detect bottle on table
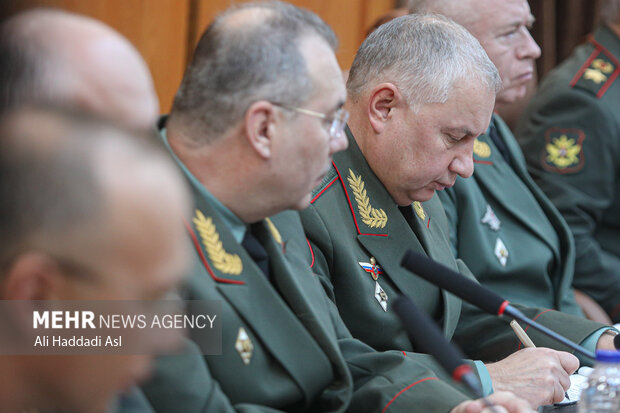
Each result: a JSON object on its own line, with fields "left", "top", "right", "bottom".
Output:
{"left": 578, "top": 350, "right": 620, "bottom": 412}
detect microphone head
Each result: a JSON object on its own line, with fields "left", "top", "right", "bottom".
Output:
{"left": 400, "top": 250, "right": 507, "bottom": 315}
{"left": 614, "top": 333, "right": 620, "bottom": 350}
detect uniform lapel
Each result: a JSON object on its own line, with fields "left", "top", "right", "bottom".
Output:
{"left": 333, "top": 130, "right": 461, "bottom": 337}
{"left": 473, "top": 117, "right": 558, "bottom": 251}
{"left": 189, "top": 194, "right": 333, "bottom": 407}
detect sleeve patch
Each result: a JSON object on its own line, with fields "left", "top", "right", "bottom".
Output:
{"left": 540, "top": 128, "right": 585, "bottom": 174}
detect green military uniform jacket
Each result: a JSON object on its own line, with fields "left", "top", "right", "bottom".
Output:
{"left": 299, "top": 128, "right": 603, "bottom": 365}
{"left": 437, "top": 114, "right": 582, "bottom": 316}
{"left": 516, "top": 25, "right": 620, "bottom": 321}
{"left": 140, "top": 127, "right": 480, "bottom": 412}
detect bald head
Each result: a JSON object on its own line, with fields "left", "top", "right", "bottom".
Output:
{"left": 0, "top": 107, "right": 188, "bottom": 275}
{"left": 0, "top": 9, "right": 158, "bottom": 130}
{"left": 169, "top": 0, "right": 337, "bottom": 144}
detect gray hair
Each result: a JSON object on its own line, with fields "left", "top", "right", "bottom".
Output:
{"left": 600, "top": 0, "right": 620, "bottom": 26}
{"left": 169, "top": 1, "right": 338, "bottom": 144}
{"left": 347, "top": 13, "right": 500, "bottom": 110}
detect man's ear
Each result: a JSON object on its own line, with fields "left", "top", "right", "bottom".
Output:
{"left": 244, "top": 101, "right": 277, "bottom": 159}
{"left": 368, "top": 83, "right": 403, "bottom": 134}
{"left": 2, "top": 253, "right": 58, "bottom": 300}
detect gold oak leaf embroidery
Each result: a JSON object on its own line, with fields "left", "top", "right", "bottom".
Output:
{"left": 546, "top": 135, "right": 581, "bottom": 169}
{"left": 584, "top": 68, "right": 607, "bottom": 84}
{"left": 193, "top": 210, "right": 243, "bottom": 275}
{"left": 347, "top": 169, "right": 387, "bottom": 229}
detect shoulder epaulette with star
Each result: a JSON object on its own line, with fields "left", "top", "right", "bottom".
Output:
{"left": 570, "top": 38, "right": 620, "bottom": 99}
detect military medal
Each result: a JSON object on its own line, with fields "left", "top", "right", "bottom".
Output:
{"left": 494, "top": 238, "right": 509, "bottom": 267}
{"left": 235, "top": 327, "right": 253, "bottom": 365}
{"left": 359, "top": 257, "right": 388, "bottom": 311}
{"left": 481, "top": 204, "right": 501, "bottom": 231}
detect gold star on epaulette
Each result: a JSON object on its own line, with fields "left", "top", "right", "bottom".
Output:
{"left": 592, "top": 58, "right": 614, "bottom": 74}
{"left": 583, "top": 68, "right": 607, "bottom": 84}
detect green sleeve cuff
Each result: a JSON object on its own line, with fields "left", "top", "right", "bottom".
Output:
{"left": 579, "top": 327, "right": 619, "bottom": 365}
{"left": 473, "top": 360, "right": 493, "bottom": 396}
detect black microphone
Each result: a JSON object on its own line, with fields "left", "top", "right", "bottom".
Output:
{"left": 393, "top": 295, "right": 484, "bottom": 398}
{"left": 614, "top": 333, "right": 620, "bottom": 350}
{"left": 400, "top": 249, "right": 595, "bottom": 360}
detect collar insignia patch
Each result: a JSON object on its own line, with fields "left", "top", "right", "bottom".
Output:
{"left": 265, "top": 217, "right": 282, "bottom": 244}
{"left": 474, "top": 138, "right": 491, "bottom": 158}
{"left": 235, "top": 327, "right": 253, "bottom": 365}
{"left": 347, "top": 168, "right": 387, "bottom": 229}
{"left": 193, "top": 209, "right": 243, "bottom": 275}
{"left": 413, "top": 201, "right": 426, "bottom": 221}
{"left": 481, "top": 204, "right": 501, "bottom": 231}
{"left": 494, "top": 238, "right": 509, "bottom": 267}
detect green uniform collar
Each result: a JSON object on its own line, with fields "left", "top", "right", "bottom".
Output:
{"left": 160, "top": 128, "right": 246, "bottom": 243}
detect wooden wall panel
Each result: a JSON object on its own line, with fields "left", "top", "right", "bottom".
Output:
{"left": 2, "top": 0, "right": 189, "bottom": 112}
{"left": 191, "top": 0, "right": 394, "bottom": 70}
{"left": 3, "top": 0, "right": 396, "bottom": 112}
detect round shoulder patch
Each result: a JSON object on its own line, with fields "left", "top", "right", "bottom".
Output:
{"left": 540, "top": 128, "right": 585, "bottom": 174}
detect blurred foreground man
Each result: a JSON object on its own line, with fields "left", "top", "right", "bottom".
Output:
{"left": 140, "top": 2, "right": 532, "bottom": 412}
{"left": 0, "top": 107, "right": 191, "bottom": 413}
{"left": 0, "top": 8, "right": 159, "bottom": 129}
{"left": 517, "top": 0, "right": 620, "bottom": 322}
{"left": 298, "top": 12, "right": 612, "bottom": 408}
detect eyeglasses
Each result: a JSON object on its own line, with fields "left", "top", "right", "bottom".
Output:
{"left": 272, "top": 103, "right": 349, "bottom": 140}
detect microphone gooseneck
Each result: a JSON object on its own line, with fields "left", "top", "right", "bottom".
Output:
{"left": 400, "top": 249, "right": 595, "bottom": 360}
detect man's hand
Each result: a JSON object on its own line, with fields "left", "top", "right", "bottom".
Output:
{"left": 595, "top": 329, "right": 618, "bottom": 350}
{"left": 486, "top": 348, "right": 579, "bottom": 408}
{"left": 450, "top": 391, "right": 535, "bottom": 413}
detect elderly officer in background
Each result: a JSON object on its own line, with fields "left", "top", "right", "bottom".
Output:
{"left": 0, "top": 8, "right": 159, "bottom": 130}
{"left": 517, "top": 0, "right": 620, "bottom": 322}
{"left": 139, "top": 2, "right": 533, "bottom": 412}
{"left": 0, "top": 107, "right": 191, "bottom": 413}
{"left": 298, "top": 12, "right": 614, "bottom": 408}
{"left": 407, "top": 0, "right": 612, "bottom": 323}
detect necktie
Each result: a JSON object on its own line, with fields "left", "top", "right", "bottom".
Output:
{"left": 398, "top": 204, "right": 416, "bottom": 229}
{"left": 241, "top": 223, "right": 271, "bottom": 280}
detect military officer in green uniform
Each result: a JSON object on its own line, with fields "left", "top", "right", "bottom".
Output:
{"left": 298, "top": 12, "right": 617, "bottom": 409}
{"left": 138, "top": 3, "right": 532, "bottom": 412}
{"left": 407, "top": 0, "right": 584, "bottom": 317}
{"left": 516, "top": 0, "right": 620, "bottom": 322}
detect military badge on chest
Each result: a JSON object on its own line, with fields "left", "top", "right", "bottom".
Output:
{"left": 494, "top": 238, "right": 509, "bottom": 267}
{"left": 358, "top": 257, "right": 388, "bottom": 311}
{"left": 481, "top": 204, "right": 501, "bottom": 231}
{"left": 235, "top": 327, "right": 253, "bottom": 365}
